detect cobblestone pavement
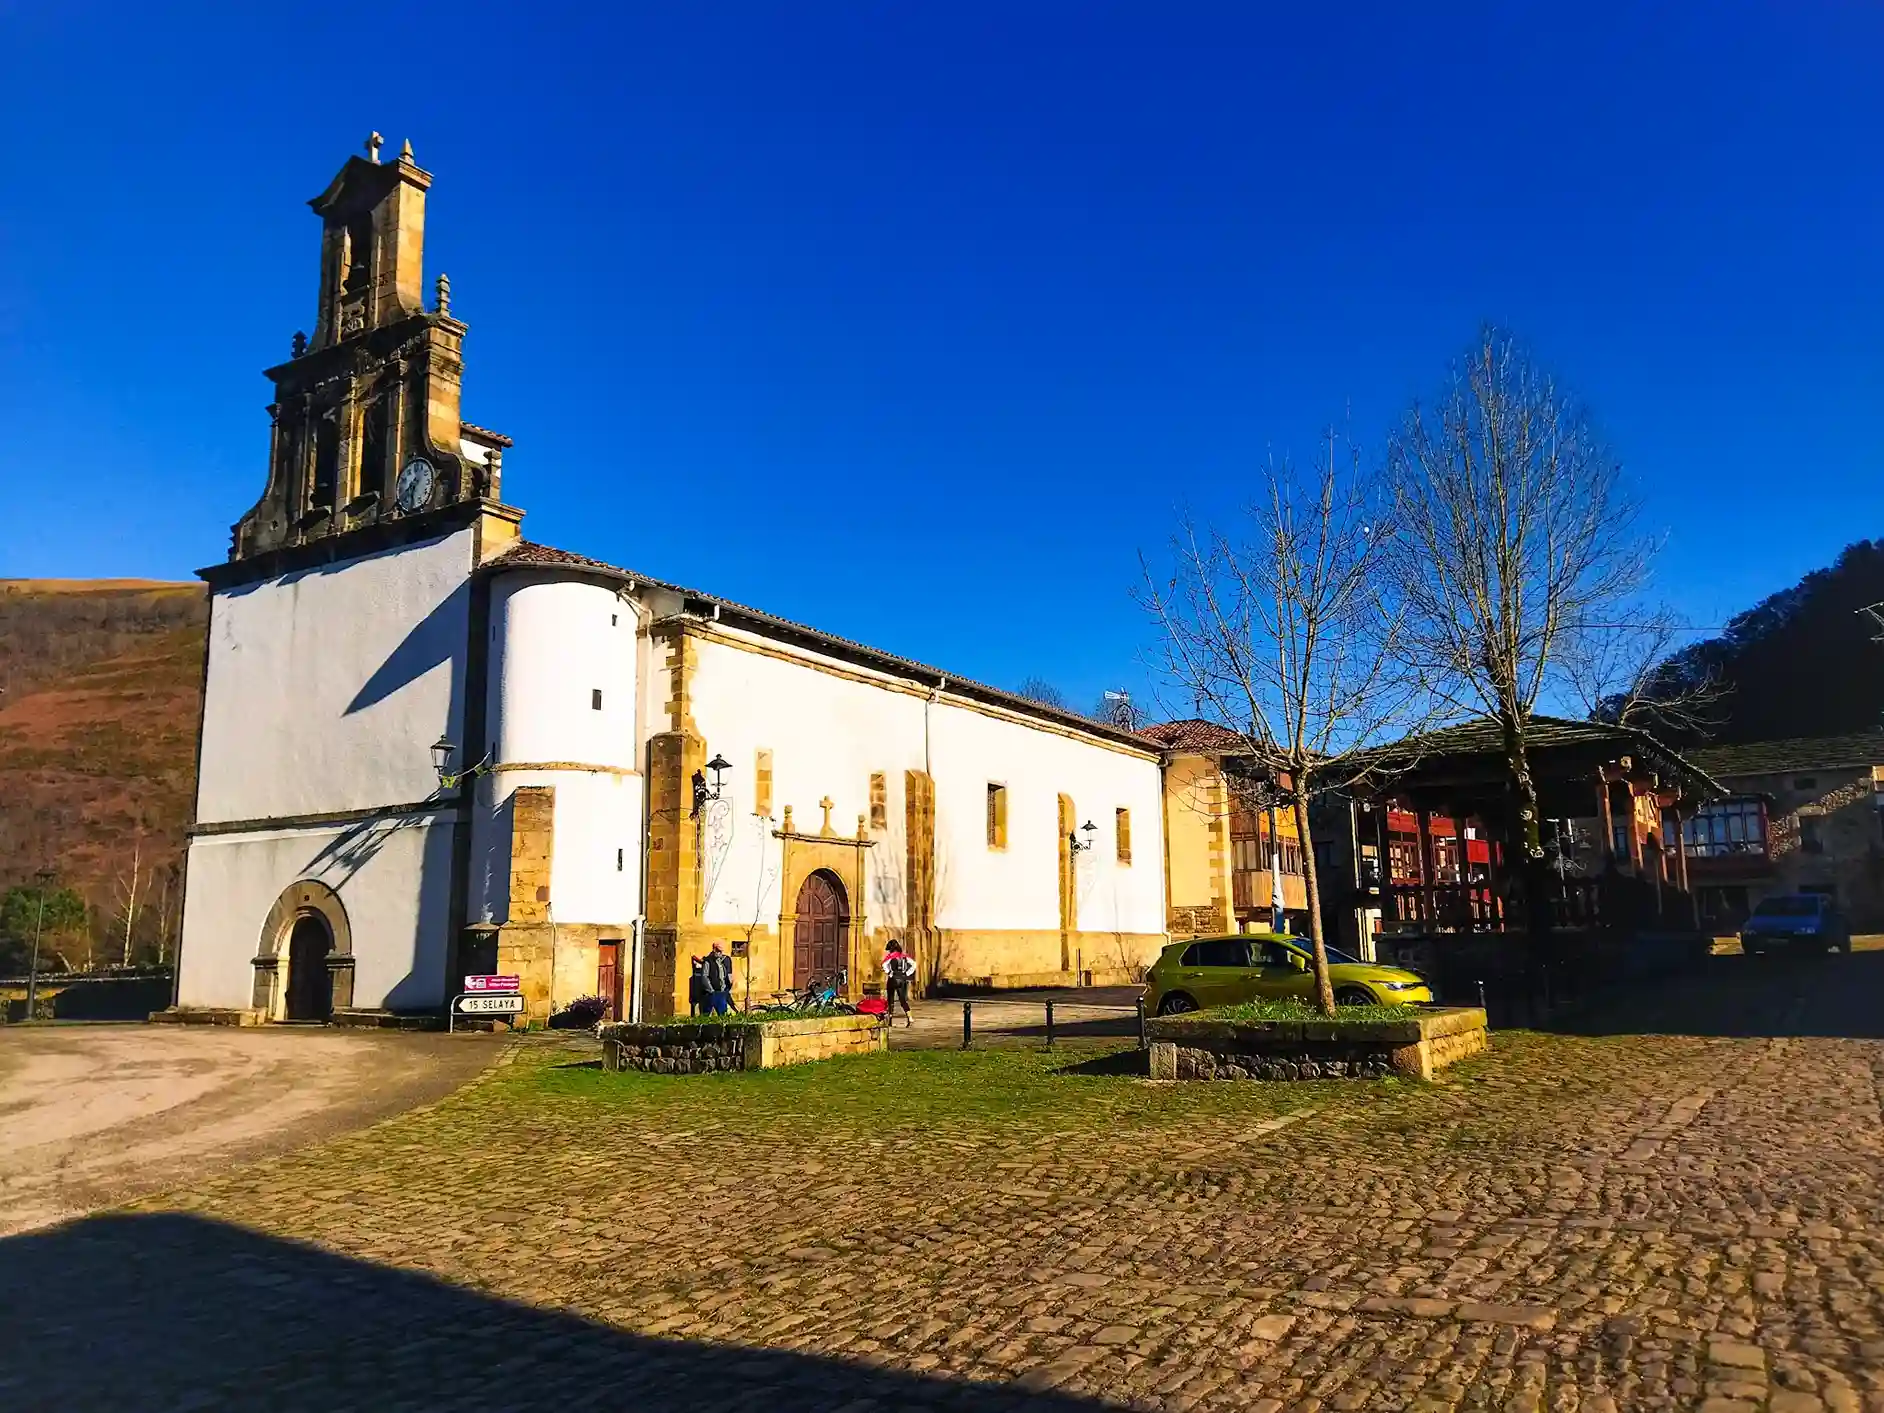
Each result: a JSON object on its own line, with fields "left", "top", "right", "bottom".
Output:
{"left": 4, "top": 954, "right": 1883, "bottom": 1411}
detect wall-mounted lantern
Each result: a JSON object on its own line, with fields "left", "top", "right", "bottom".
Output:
{"left": 692, "top": 753, "right": 732, "bottom": 817}
{"left": 431, "top": 735, "right": 492, "bottom": 791}
{"left": 1069, "top": 819, "right": 1098, "bottom": 854}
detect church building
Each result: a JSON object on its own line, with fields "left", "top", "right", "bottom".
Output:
{"left": 174, "top": 141, "right": 1294, "bottom": 1025}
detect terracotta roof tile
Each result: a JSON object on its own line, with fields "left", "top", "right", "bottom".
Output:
{"left": 1139, "top": 719, "right": 1251, "bottom": 752}
{"left": 459, "top": 420, "right": 513, "bottom": 448}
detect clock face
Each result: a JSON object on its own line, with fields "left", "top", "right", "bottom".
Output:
{"left": 395, "top": 458, "right": 436, "bottom": 513}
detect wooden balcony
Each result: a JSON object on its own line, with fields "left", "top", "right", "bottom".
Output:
{"left": 1384, "top": 874, "right": 1691, "bottom": 935}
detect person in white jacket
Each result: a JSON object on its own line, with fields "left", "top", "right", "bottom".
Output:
{"left": 881, "top": 941, "right": 916, "bottom": 1027}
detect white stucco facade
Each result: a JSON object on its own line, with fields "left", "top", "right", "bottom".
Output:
{"left": 469, "top": 572, "right": 644, "bottom": 929}
{"left": 180, "top": 528, "right": 476, "bottom": 1015}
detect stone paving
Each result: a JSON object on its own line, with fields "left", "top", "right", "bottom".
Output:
{"left": 3, "top": 953, "right": 1883, "bottom": 1411}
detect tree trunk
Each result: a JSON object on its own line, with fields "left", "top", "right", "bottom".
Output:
{"left": 1292, "top": 790, "right": 1337, "bottom": 1015}
{"left": 1500, "top": 715, "right": 1553, "bottom": 948}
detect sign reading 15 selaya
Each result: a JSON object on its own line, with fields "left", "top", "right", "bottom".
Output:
{"left": 456, "top": 993, "right": 525, "bottom": 1015}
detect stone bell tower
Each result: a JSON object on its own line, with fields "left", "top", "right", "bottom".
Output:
{"left": 230, "top": 134, "right": 507, "bottom": 561}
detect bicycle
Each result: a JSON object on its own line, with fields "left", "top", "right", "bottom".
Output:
{"left": 756, "top": 969, "right": 855, "bottom": 1014}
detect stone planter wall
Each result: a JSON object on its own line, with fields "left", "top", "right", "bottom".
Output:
{"left": 1146, "top": 1006, "right": 1488, "bottom": 1083}
{"left": 596, "top": 1012, "right": 887, "bottom": 1074}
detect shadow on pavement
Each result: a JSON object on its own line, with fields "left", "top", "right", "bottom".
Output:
{"left": 1537, "top": 950, "right": 1884, "bottom": 1041}
{"left": 1052, "top": 1049, "right": 1148, "bottom": 1077}
{"left": 0, "top": 1212, "right": 1123, "bottom": 1411}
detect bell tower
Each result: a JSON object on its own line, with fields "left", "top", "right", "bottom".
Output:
{"left": 230, "top": 135, "right": 509, "bottom": 561}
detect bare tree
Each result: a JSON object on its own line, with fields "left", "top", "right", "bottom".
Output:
{"left": 114, "top": 833, "right": 144, "bottom": 968}
{"left": 1015, "top": 677, "right": 1072, "bottom": 711}
{"left": 1386, "top": 328, "right": 1674, "bottom": 940}
{"left": 1563, "top": 608, "right": 1726, "bottom": 740}
{"left": 1140, "top": 430, "right": 1429, "bottom": 1013}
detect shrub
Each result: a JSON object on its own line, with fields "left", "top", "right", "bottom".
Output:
{"left": 552, "top": 994, "right": 610, "bottom": 1029}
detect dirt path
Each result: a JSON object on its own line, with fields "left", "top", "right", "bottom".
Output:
{"left": 0, "top": 1025, "right": 502, "bottom": 1237}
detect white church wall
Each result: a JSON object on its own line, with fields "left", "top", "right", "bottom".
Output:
{"left": 195, "top": 528, "right": 475, "bottom": 824}
{"left": 928, "top": 695, "right": 1167, "bottom": 976}
{"left": 684, "top": 626, "right": 1166, "bottom": 981}
{"left": 688, "top": 631, "right": 926, "bottom": 932}
{"left": 471, "top": 573, "right": 643, "bottom": 926}
{"left": 177, "top": 810, "right": 456, "bottom": 1011}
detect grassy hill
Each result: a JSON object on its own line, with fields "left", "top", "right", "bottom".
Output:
{"left": 0, "top": 579, "right": 206, "bottom": 966}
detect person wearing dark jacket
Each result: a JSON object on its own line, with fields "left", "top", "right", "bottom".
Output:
{"left": 687, "top": 956, "right": 706, "bottom": 1016}
{"left": 702, "top": 941, "right": 735, "bottom": 1016}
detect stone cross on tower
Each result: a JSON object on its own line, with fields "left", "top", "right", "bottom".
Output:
{"left": 365, "top": 131, "right": 383, "bottom": 163}
{"left": 819, "top": 797, "right": 835, "bottom": 835}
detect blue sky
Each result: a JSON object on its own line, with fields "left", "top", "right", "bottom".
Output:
{"left": 2, "top": 3, "right": 1879, "bottom": 711}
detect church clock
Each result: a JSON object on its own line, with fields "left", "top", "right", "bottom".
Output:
{"left": 395, "top": 456, "right": 437, "bottom": 513}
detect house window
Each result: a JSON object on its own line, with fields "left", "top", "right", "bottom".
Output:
{"left": 1682, "top": 798, "right": 1768, "bottom": 858}
{"left": 755, "top": 749, "right": 773, "bottom": 817}
{"left": 870, "top": 772, "right": 888, "bottom": 831}
{"left": 1115, "top": 807, "right": 1132, "bottom": 864}
{"left": 1794, "top": 776, "right": 1818, "bottom": 791}
{"left": 616, "top": 847, "right": 624, "bottom": 872}
{"left": 1801, "top": 816, "right": 1824, "bottom": 854}
{"left": 986, "top": 783, "right": 1008, "bottom": 850}
{"left": 591, "top": 689, "right": 603, "bottom": 710}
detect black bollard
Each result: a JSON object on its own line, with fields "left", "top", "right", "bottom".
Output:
{"left": 1136, "top": 995, "right": 1148, "bottom": 1049}
{"left": 1045, "top": 999, "right": 1055, "bottom": 1050}
{"left": 962, "top": 1000, "right": 973, "bottom": 1050}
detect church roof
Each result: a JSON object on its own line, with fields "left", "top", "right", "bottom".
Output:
{"left": 1138, "top": 719, "right": 1251, "bottom": 753}
{"left": 481, "top": 540, "right": 1163, "bottom": 753}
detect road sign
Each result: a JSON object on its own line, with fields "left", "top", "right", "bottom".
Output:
{"left": 464, "top": 974, "right": 520, "bottom": 993}
{"left": 456, "top": 993, "right": 526, "bottom": 1015}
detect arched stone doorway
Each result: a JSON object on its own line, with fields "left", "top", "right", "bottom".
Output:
{"left": 252, "top": 879, "right": 354, "bottom": 1021}
{"left": 793, "top": 869, "right": 849, "bottom": 988}
{"left": 285, "top": 915, "right": 335, "bottom": 1021}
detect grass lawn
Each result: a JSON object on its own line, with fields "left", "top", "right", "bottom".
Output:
{"left": 519, "top": 1042, "right": 1388, "bottom": 1139}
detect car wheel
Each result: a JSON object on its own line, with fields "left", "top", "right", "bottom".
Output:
{"left": 1156, "top": 993, "right": 1197, "bottom": 1016}
{"left": 1334, "top": 986, "right": 1374, "bottom": 1007}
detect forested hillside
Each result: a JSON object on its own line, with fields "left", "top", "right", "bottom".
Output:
{"left": 1644, "top": 540, "right": 1884, "bottom": 744}
{"left": 0, "top": 579, "right": 206, "bottom": 968}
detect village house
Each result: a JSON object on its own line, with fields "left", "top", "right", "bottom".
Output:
{"left": 173, "top": 141, "right": 1257, "bottom": 1027}
{"left": 1311, "top": 717, "right": 1725, "bottom": 955}
{"left": 1681, "top": 732, "right": 1884, "bottom": 931}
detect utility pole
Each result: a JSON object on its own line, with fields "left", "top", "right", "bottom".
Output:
{"left": 26, "top": 866, "right": 55, "bottom": 1023}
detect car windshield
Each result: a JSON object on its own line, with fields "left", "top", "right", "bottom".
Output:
{"left": 1753, "top": 897, "right": 1820, "bottom": 918}
{"left": 1285, "top": 937, "right": 1361, "bottom": 966}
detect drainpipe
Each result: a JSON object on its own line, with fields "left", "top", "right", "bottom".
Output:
{"left": 620, "top": 583, "right": 656, "bottom": 1022}
{"left": 925, "top": 676, "right": 947, "bottom": 778}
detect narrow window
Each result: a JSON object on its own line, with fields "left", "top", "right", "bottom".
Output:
{"left": 611, "top": 613, "right": 618, "bottom": 627}
{"left": 591, "top": 689, "right": 603, "bottom": 710}
{"left": 870, "top": 772, "right": 888, "bottom": 831}
{"left": 755, "top": 749, "right": 774, "bottom": 817}
{"left": 1115, "top": 807, "right": 1132, "bottom": 864}
{"left": 616, "top": 847, "right": 624, "bottom": 872}
{"left": 987, "top": 783, "right": 1008, "bottom": 850}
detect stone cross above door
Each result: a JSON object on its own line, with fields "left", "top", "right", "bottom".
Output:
{"left": 819, "top": 796, "right": 835, "bottom": 835}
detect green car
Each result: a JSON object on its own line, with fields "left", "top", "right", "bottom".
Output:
{"left": 1143, "top": 933, "right": 1433, "bottom": 1014}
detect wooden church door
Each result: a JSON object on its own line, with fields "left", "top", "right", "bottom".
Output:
{"left": 793, "top": 870, "right": 848, "bottom": 988}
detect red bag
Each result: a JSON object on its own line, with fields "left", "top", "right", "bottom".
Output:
{"left": 856, "top": 997, "right": 888, "bottom": 1016}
